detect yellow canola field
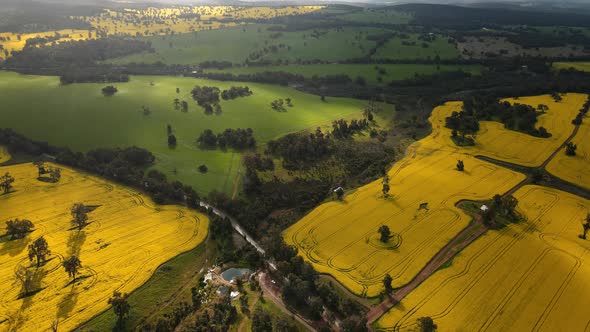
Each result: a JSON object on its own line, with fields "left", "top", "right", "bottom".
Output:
{"left": 376, "top": 185, "right": 590, "bottom": 332}
{"left": 0, "top": 163, "right": 208, "bottom": 331}
{"left": 432, "top": 94, "right": 585, "bottom": 167}
{"left": 284, "top": 103, "right": 526, "bottom": 297}
{"left": 76, "top": 6, "right": 323, "bottom": 37}
{"left": 0, "top": 30, "right": 97, "bottom": 58}
{"left": 546, "top": 119, "right": 590, "bottom": 190}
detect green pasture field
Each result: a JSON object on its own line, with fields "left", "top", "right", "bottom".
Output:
{"left": 204, "top": 63, "right": 483, "bottom": 85}
{"left": 107, "top": 24, "right": 386, "bottom": 65}
{"left": 0, "top": 71, "right": 371, "bottom": 195}
{"left": 373, "top": 33, "right": 460, "bottom": 60}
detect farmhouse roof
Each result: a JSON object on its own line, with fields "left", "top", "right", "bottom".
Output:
{"left": 480, "top": 204, "right": 489, "bottom": 211}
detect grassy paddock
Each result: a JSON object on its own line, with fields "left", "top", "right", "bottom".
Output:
{"left": 0, "top": 71, "right": 368, "bottom": 194}
{"left": 205, "top": 63, "right": 483, "bottom": 85}
{"left": 108, "top": 25, "right": 387, "bottom": 65}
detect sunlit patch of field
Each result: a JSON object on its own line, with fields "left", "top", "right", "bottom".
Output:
{"left": 0, "top": 163, "right": 208, "bottom": 331}
{"left": 553, "top": 62, "right": 590, "bottom": 72}
{"left": 432, "top": 94, "right": 586, "bottom": 167}
{"left": 375, "top": 185, "right": 590, "bottom": 331}
{"left": 0, "top": 30, "right": 97, "bottom": 58}
{"left": 546, "top": 116, "right": 590, "bottom": 189}
{"left": 74, "top": 6, "right": 323, "bottom": 37}
{"left": 283, "top": 103, "right": 526, "bottom": 297}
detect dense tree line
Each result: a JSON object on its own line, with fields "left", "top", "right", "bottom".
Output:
{"left": 197, "top": 128, "right": 256, "bottom": 150}
{"left": 0, "top": 129, "right": 200, "bottom": 206}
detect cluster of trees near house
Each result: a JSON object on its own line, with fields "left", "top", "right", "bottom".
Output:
{"left": 196, "top": 128, "right": 256, "bottom": 150}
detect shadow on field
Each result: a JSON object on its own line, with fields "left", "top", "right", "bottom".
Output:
{"left": 67, "top": 231, "right": 87, "bottom": 257}
{"left": 57, "top": 289, "right": 79, "bottom": 320}
{"left": 2, "top": 236, "right": 31, "bottom": 257}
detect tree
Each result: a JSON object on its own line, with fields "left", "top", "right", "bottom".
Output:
{"left": 566, "top": 142, "right": 577, "bottom": 156}
{"left": 63, "top": 256, "right": 82, "bottom": 281}
{"left": 49, "top": 167, "right": 61, "bottom": 182}
{"left": 537, "top": 104, "right": 548, "bottom": 112}
{"left": 173, "top": 98, "right": 180, "bottom": 110}
{"left": 378, "top": 225, "right": 391, "bottom": 243}
{"left": 456, "top": 160, "right": 464, "bottom": 171}
{"left": 5, "top": 219, "right": 34, "bottom": 239}
{"left": 71, "top": 203, "right": 89, "bottom": 230}
{"left": 15, "top": 264, "right": 34, "bottom": 296}
{"left": 102, "top": 85, "right": 118, "bottom": 96}
{"left": 252, "top": 307, "right": 273, "bottom": 332}
{"left": 33, "top": 160, "right": 45, "bottom": 177}
{"left": 198, "top": 164, "right": 208, "bottom": 173}
{"left": 176, "top": 87, "right": 180, "bottom": 93}
{"left": 28, "top": 236, "right": 51, "bottom": 268}
{"left": 181, "top": 100, "right": 189, "bottom": 112}
{"left": 501, "top": 195, "right": 518, "bottom": 217}
{"left": 417, "top": 316, "right": 437, "bottom": 332}
{"left": 168, "top": 134, "right": 177, "bottom": 147}
{"left": 0, "top": 172, "right": 15, "bottom": 194}
{"left": 108, "top": 291, "right": 131, "bottom": 326}
{"left": 382, "top": 174, "right": 390, "bottom": 197}
{"left": 382, "top": 273, "right": 393, "bottom": 294}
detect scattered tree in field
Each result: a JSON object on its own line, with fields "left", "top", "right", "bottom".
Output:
{"left": 5, "top": 219, "right": 34, "bottom": 239}
{"left": 0, "top": 172, "right": 15, "bottom": 194}
{"left": 417, "top": 316, "right": 437, "bottom": 332}
{"left": 108, "top": 291, "right": 131, "bottom": 327}
{"left": 537, "top": 104, "right": 548, "bottom": 112}
{"left": 33, "top": 161, "right": 45, "bottom": 177}
{"left": 382, "top": 174, "right": 390, "bottom": 197}
{"left": 383, "top": 273, "right": 393, "bottom": 294}
{"left": 580, "top": 213, "right": 590, "bottom": 239}
{"left": 176, "top": 87, "right": 180, "bottom": 94}
{"left": 270, "top": 99, "right": 285, "bottom": 111}
{"left": 173, "top": 98, "right": 180, "bottom": 110}
{"left": 71, "top": 203, "right": 89, "bottom": 230}
{"left": 378, "top": 225, "right": 392, "bottom": 243}
{"left": 101, "top": 85, "right": 118, "bottom": 96}
{"left": 181, "top": 100, "right": 189, "bottom": 112}
{"left": 285, "top": 98, "right": 293, "bottom": 107}
{"left": 198, "top": 164, "right": 208, "bottom": 173}
{"left": 566, "top": 142, "right": 577, "bottom": 156}
{"left": 252, "top": 307, "right": 273, "bottom": 331}
{"left": 63, "top": 256, "right": 82, "bottom": 281}
{"left": 15, "top": 264, "right": 34, "bottom": 296}
{"left": 167, "top": 124, "right": 173, "bottom": 136}
{"left": 49, "top": 167, "right": 61, "bottom": 182}
{"left": 28, "top": 236, "right": 51, "bottom": 268}
{"left": 455, "top": 160, "right": 465, "bottom": 172}
{"left": 168, "top": 134, "right": 177, "bottom": 147}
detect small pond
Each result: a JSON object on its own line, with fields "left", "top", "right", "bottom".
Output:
{"left": 221, "top": 268, "right": 251, "bottom": 282}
